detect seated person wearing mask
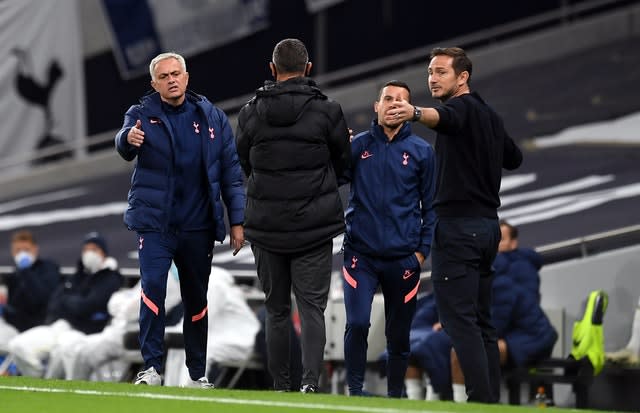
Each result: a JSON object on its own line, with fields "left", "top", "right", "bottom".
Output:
{"left": 7, "top": 232, "right": 122, "bottom": 377}
{"left": 0, "top": 230, "right": 60, "bottom": 353}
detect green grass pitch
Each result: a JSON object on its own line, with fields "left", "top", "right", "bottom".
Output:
{"left": 0, "top": 376, "right": 624, "bottom": 413}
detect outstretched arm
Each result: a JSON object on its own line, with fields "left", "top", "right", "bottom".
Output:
{"left": 388, "top": 99, "right": 440, "bottom": 128}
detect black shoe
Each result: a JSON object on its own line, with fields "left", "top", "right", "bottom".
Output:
{"left": 300, "top": 384, "right": 317, "bottom": 393}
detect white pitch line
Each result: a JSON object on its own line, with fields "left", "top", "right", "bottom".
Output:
{"left": 0, "top": 385, "right": 454, "bottom": 413}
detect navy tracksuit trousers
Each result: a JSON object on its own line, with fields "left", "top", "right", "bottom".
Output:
{"left": 137, "top": 230, "right": 214, "bottom": 380}
{"left": 342, "top": 246, "right": 421, "bottom": 397}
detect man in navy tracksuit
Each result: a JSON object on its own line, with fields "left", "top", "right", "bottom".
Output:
{"left": 393, "top": 47, "right": 523, "bottom": 403}
{"left": 343, "top": 80, "right": 436, "bottom": 397}
{"left": 115, "top": 52, "right": 245, "bottom": 387}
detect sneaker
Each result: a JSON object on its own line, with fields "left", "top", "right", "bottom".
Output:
{"left": 300, "top": 384, "right": 317, "bottom": 393}
{"left": 185, "top": 377, "right": 215, "bottom": 389}
{"left": 134, "top": 367, "right": 162, "bottom": 386}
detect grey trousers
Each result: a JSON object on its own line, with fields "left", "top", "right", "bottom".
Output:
{"left": 252, "top": 241, "right": 332, "bottom": 390}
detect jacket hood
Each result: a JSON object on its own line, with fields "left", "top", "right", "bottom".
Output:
{"left": 254, "top": 77, "right": 325, "bottom": 127}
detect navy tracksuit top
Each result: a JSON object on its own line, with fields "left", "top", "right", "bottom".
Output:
{"left": 345, "top": 120, "right": 436, "bottom": 259}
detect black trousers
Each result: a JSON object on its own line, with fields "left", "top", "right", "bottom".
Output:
{"left": 252, "top": 241, "right": 332, "bottom": 390}
{"left": 431, "top": 216, "right": 501, "bottom": 403}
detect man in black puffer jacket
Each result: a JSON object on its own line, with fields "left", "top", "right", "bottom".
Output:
{"left": 236, "top": 38, "right": 350, "bottom": 393}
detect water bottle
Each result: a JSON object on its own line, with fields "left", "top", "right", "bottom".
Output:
{"left": 533, "top": 386, "right": 551, "bottom": 408}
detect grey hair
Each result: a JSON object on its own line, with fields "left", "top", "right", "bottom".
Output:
{"left": 149, "top": 52, "right": 187, "bottom": 81}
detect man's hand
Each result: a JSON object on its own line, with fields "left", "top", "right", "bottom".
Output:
{"left": 415, "top": 251, "right": 425, "bottom": 266}
{"left": 127, "top": 119, "right": 145, "bottom": 147}
{"left": 390, "top": 100, "right": 440, "bottom": 128}
{"left": 230, "top": 225, "right": 245, "bottom": 256}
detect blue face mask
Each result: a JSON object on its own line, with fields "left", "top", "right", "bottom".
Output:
{"left": 14, "top": 251, "right": 35, "bottom": 270}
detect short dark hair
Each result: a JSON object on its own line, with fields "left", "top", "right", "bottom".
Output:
{"left": 272, "top": 38, "right": 309, "bottom": 74}
{"left": 11, "top": 229, "right": 36, "bottom": 245}
{"left": 378, "top": 80, "right": 412, "bottom": 102}
{"left": 499, "top": 219, "right": 518, "bottom": 240}
{"left": 430, "top": 47, "right": 473, "bottom": 81}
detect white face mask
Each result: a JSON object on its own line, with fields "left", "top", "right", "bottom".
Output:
{"left": 82, "top": 250, "right": 103, "bottom": 274}
{"left": 14, "top": 251, "right": 35, "bottom": 270}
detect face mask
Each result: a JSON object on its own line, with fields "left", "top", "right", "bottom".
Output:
{"left": 14, "top": 251, "right": 35, "bottom": 270}
{"left": 82, "top": 250, "right": 103, "bottom": 274}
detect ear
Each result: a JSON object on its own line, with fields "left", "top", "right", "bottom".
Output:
{"left": 458, "top": 70, "right": 469, "bottom": 87}
{"left": 150, "top": 79, "right": 159, "bottom": 92}
{"left": 184, "top": 71, "right": 189, "bottom": 87}
{"left": 269, "top": 62, "right": 276, "bottom": 79}
{"left": 305, "top": 61, "right": 313, "bottom": 76}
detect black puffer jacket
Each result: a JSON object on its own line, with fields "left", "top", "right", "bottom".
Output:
{"left": 45, "top": 257, "right": 122, "bottom": 334}
{"left": 236, "top": 77, "right": 350, "bottom": 253}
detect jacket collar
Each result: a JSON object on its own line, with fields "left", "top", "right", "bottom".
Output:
{"left": 369, "top": 119, "right": 413, "bottom": 143}
{"left": 139, "top": 90, "right": 204, "bottom": 114}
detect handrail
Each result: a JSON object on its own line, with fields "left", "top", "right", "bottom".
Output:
{"left": 0, "top": 224, "right": 638, "bottom": 278}
{"left": 536, "top": 224, "right": 640, "bottom": 264}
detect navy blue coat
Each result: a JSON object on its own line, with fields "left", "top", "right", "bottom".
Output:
{"left": 492, "top": 267, "right": 557, "bottom": 367}
{"left": 493, "top": 248, "right": 543, "bottom": 302}
{"left": 115, "top": 91, "right": 245, "bottom": 242}
{"left": 45, "top": 258, "right": 122, "bottom": 334}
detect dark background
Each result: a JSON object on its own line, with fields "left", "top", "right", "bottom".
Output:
{"left": 85, "top": 0, "right": 596, "bottom": 135}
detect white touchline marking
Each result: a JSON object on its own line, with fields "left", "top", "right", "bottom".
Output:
{"left": 0, "top": 385, "right": 454, "bottom": 413}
